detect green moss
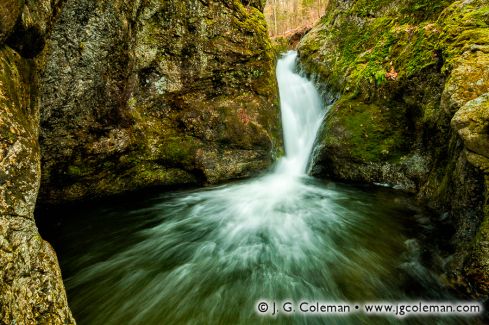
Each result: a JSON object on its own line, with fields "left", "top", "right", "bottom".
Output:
{"left": 299, "top": 0, "right": 488, "bottom": 128}
{"left": 477, "top": 209, "right": 489, "bottom": 246}
{"left": 0, "top": 49, "right": 21, "bottom": 112}
{"left": 270, "top": 37, "right": 290, "bottom": 58}
{"left": 439, "top": 3, "right": 489, "bottom": 70}
{"left": 298, "top": 0, "right": 489, "bottom": 295}
{"left": 299, "top": 0, "right": 488, "bottom": 95}
{"left": 297, "top": 1, "right": 488, "bottom": 177}
{"left": 399, "top": 0, "right": 454, "bottom": 21}
{"left": 325, "top": 98, "right": 407, "bottom": 162}
{"left": 467, "top": 180, "right": 489, "bottom": 295}
{"left": 349, "top": 0, "right": 391, "bottom": 17}
{"left": 67, "top": 165, "right": 83, "bottom": 176}
{"left": 432, "top": 146, "right": 457, "bottom": 200}
{"left": 66, "top": 162, "right": 98, "bottom": 178}
{"left": 129, "top": 164, "right": 196, "bottom": 186}
{"left": 233, "top": 2, "right": 268, "bottom": 35}
{"left": 0, "top": 47, "right": 36, "bottom": 137}
{"left": 157, "top": 136, "right": 198, "bottom": 167}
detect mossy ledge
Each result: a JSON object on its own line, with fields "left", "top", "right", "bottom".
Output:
{"left": 298, "top": 0, "right": 489, "bottom": 298}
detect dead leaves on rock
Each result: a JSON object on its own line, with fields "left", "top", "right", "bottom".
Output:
{"left": 386, "top": 64, "right": 399, "bottom": 81}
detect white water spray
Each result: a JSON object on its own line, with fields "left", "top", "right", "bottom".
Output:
{"left": 66, "top": 52, "right": 436, "bottom": 325}
{"left": 275, "top": 51, "right": 325, "bottom": 176}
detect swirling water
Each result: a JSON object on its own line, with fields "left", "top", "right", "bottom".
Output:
{"left": 38, "top": 52, "right": 480, "bottom": 324}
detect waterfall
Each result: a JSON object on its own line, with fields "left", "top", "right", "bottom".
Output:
{"left": 62, "top": 52, "right": 454, "bottom": 325}
{"left": 275, "top": 51, "right": 325, "bottom": 176}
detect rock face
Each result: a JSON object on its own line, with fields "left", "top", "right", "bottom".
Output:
{"left": 39, "top": 0, "right": 282, "bottom": 203}
{"left": 298, "top": 0, "right": 489, "bottom": 297}
{"left": 0, "top": 0, "right": 23, "bottom": 44}
{"left": 0, "top": 39, "right": 74, "bottom": 325}
{"left": 1, "top": 0, "right": 280, "bottom": 322}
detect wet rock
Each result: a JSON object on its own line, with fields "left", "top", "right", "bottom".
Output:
{"left": 39, "top": 0, "right": 282, "bottom": 203}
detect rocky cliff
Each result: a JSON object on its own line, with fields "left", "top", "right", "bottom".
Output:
{"left": 39, "top": 0, "right": 281, "bottom": 203}
{"left": 0, "top": 1, "right": 75, "bottom": 323}
{"left": 1, "top": 0, "right": 280, "bottom": 322}
{"left": 298, "top": 0, "right": 489, "bottom": 298}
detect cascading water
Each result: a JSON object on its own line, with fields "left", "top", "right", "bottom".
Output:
{"left": 275, "top": 51, "right": 325, "bottom": 176}
{"left": 41, "top": 52, "right": 475, "bottom": 325}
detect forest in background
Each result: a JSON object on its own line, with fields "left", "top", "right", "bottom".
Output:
{"left": 264, "top": 0, "right": 328, "bottom": 37}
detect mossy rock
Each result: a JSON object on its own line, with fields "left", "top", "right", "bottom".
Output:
{"left": 38, "top": 0, "right": 282, "bottom": 204}
{"left": 323, "top": 98, "right": 408, "bottom": 163}
{"left": 299, "top": 0, "right": 489, "bottom": 297}
{"left": 0, "top": 0, "right": 23, "bottom": 44}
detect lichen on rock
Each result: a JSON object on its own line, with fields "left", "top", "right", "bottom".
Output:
{"left": 298, "top": 0, "right": 489, "bottom": 297}
{"left": 0, "top": 46, "right": 75, "bottom": 324}
{"left": 452, "top": 93, "right": 489, "bottom": 163}
{"left": 39, "top": 0, "right": 282, "bottom": 203}
{"left": 0, "top": 0, "right": 23, "bottom": 44}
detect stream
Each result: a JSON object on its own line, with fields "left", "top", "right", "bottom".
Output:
{"left": 37, "top": 52, "right": 481, "bottom": 324}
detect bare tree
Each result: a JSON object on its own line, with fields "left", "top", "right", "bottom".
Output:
{"left": 265, "top": 0, "right": 328, "bottom": 37}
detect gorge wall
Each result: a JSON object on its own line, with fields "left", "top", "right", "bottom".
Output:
{"left": 39, "top": 0, "right": 281, "bottom": 203}
{"left": 298, "top": 0, "right": 489, "bottom": 298}
{"left": 1, "top": 0, "right": 280, "bottom": 322}
{"left": 1, "top": 1, "right": 75, "bottom": 323}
